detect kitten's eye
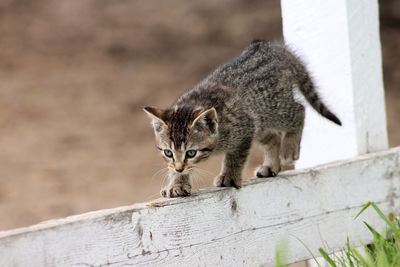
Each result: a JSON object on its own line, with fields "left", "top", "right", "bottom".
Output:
{"left": 164, "top": 149, "right": 173, "bottom": 158}
{"left": 185, "top": 150, "right": 197, "bottom": 158}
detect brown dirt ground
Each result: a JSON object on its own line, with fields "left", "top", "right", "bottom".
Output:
{"left": 0, "top": 0, "right": 398, "bottom": 231}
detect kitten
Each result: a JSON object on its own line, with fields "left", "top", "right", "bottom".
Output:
{"left": 144, "top": 40, "right": 341, "bottom": 198}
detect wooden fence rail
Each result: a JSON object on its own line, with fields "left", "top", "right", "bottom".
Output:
{"left": 1, "top": 147, "right": 399, "bottom": 266}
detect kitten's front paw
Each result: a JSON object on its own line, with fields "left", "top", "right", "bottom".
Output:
{"left": 255, "top": 165, "right": 280, "bottom": 178}
{"left": 214, "top": 173, "right": 241, "bottom": 189}
{"left": 160, "top": 183, "right": 191, "bottom": 198}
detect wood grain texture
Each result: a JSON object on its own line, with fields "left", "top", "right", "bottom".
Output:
{"left": 1, "top": 147, "right": 399, "bottom": 266}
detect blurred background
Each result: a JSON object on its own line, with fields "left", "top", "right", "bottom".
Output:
{"left": 0, "top": 0, "right": 398, "bottom": 230}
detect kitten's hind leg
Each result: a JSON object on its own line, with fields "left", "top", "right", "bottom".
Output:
{"left": 255, "top": 133, "right": 281, "bottom": 177}
{"left": 280, "top": 126, "right": 303, "bottom": 170}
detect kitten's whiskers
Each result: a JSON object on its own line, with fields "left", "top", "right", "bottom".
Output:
{"left": 150, "top": 167, "right": 169, "bottom": 181}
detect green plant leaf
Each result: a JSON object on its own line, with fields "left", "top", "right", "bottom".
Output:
{"left": 351, "top": 247, "right": 375, "bottom": 267}
{"left": 355, "top": 201, "right": 373, "bottom": 219}
{"left": 319, "top": 248, "right": 337, "bottom": 267}
{"left": 364, "top": 221, "right": 384, "bottom": 241}
{"left": 356, "top": 202, "right": 400, "bottom": 239}
{"left": 291, "top": 234, "right": 322, "bottom": 267}
{"left": 345, "top": 239, "right": 356, "bottom": 267}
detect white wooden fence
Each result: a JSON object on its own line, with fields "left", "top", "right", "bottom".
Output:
{"left": 0, "top": 148, "right": 399, "bottom": 266}
{"left": 0, "top": 0, "right": 394, "bottom": 266}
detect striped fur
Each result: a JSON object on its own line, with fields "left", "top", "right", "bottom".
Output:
{"left": 144, "top": 40, "right": 341, "bottom": 197}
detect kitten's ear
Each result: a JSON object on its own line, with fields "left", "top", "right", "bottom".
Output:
{"left": 143, "top": 106, "right": 167, "bottom": 132}
{"left": 191, "top": 107, "right": 218, "bottom": 133}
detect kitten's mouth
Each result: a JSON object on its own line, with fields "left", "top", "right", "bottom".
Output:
{"left": 169, "top": 167, "right": 194, "bottom": 175}
{"left": 178, "top": 168, "right": 194, "bottom": 175}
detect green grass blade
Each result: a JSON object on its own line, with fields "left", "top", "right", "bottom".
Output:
{"left": 275, "top": 249, "right": 284, "bottom": 267}
{"left": 345, "top": 239, "right": 356, "bottom": 267}
{"left": 319, "top": 248, "right": 337, "bottom": 267}
{"left": 291, "top": 234, "right": 322, "bottom": 267}
{"left": 355, "top": 201, "right": 373, "bottom": 219}
{"left": 274, "top": 240, "right": 288, "bottom": 267}
{"left": 351, "top": 247, "right": 375, "bottom": 267}
{"left": 291, "top": 202, "right": 400, "bottom": 267}
{"left": 356, "top": 202, "right": 400, "bottom": 239}
{"left": 370, "top": 202, "right": 400, "bottom": 239}
{"left": 364, "top": 221, "right": 384, "bottom": 240}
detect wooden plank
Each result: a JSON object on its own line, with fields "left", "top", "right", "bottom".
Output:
{"left": 281, "top": 0, "right": 388, "bottom": 169}
{"left": 1, "top": 147, "right": 399, "bottom": 267}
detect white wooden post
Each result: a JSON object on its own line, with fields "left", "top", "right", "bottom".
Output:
{"left": 281, "top": 0, "right": 388, "bottom": 169}
{"left": 281, "top": 1, "right": 389, "bottom": 265}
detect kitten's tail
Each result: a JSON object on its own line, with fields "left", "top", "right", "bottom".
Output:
{"left": 298, "top": 76, "right": 342, "bottom": 126}
{"left": 284, "top": 43, "right": 342, "bottom": 126}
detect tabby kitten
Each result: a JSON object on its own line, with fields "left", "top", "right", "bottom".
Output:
{"left": 144, "top": 40, "right": 341, "bottom": 198}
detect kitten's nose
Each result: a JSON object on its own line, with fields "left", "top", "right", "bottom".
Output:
{"left": 175, "top": 162, "right": 184, "bottom": 173}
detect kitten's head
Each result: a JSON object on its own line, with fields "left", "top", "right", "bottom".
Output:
{"left": 144, "top": 106, "right": 218, "bottom": 174}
